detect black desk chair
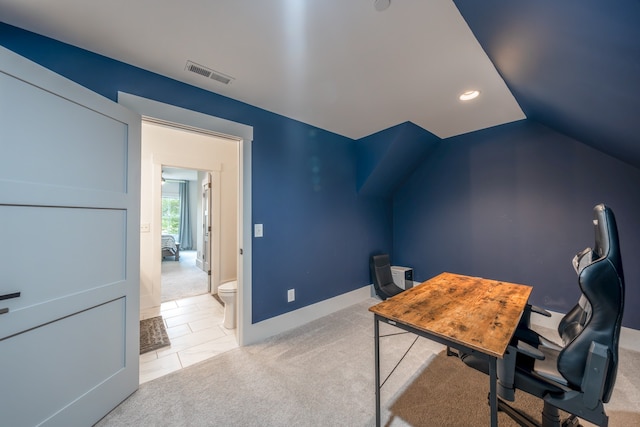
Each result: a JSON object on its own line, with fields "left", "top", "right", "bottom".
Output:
{"left": 370, "top": 254, "right": 404, "bottom": 300}
{"left": 461, "top": 204, "right": 625, "bottom": 427}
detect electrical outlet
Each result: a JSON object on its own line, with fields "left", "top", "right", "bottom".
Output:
{"left": 287, "top": 289, "right": 295, "bottom": 302}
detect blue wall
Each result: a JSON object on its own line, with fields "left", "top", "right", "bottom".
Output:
{"left": 3, "top": 22, "right": 639, "bottom": 330}
{"left": 394, "top": 120, "right": 640, "bottom": 329}
{"left": 0, "top": 23, "right": 392, "bottom": 323}
{"left": 357, "top": 122, "right": 440, "bottom": 198}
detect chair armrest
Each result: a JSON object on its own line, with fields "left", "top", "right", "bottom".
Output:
{"left": 514, "top": 340, "right": 545, "bottom": 360}
{"left": 538, "top": 335, "right": 563, "bottom": 351}
{"left": 529, "top": 304, "right": 551, "bottom": 317}
{"left": 513, "top": 304, "right": 555, "bottom": 348}
{"left": 497, "top": 340, "right": 545, "bottom": 401}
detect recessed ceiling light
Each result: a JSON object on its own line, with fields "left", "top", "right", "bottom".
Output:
{"left": 374, "top": 0, "right": 391, "bottom": 12}
{"left": 459, "top": 90, "right": 480, "bottom": 101}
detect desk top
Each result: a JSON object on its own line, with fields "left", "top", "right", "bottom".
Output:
{"left": 369, "top": 272, "right": 532, "bottom": 358}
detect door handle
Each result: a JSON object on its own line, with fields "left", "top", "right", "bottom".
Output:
{"left": 0, "top": 292, "right": 21, "bottom": 301}
{"left": 0, "top": 291, "right": 20, "bottom": 315}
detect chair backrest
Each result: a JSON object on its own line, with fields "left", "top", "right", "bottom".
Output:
{"left": 369, "top": 254, "right": 393, "bottom": 299}
{"left": 370, "top": 254, "right": 393, "bottom": 288}
{"left": 557, "top": 204, "right": 625, "bottom": 402}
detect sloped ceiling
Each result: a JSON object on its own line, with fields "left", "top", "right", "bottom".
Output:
{"left": 454, "top": 0, "right": 640, "bottom": 168}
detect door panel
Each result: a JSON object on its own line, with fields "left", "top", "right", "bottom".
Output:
{"left": 0, "top": 48, "right": 134, "bottom": 210}
{"left": 0, "top": 46, "right": 140, "bottom": 426}
{"left": 0, "top": 206, "right": 126, "bottom": 337}
{"left": 0, "top": 71, "right": 128, "bottom": 194}
{"left": 0, "top": 299, "right": 126, "bottom": 426}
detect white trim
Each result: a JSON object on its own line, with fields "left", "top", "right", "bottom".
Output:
{"left": 530, "top": 309, "right": 640, "bottom": 352}
{"left": 620, "top": 327, "right": 640, "bottom": 353}
{"left": 117, "top": 92, "right": 253, "bottom": 346}
{"left": 238, "top": 123, "right": 252, "bottom": 346}
{"left": 117, "top": 93, "right": 253, "bottom": 141}
{"left": 241, "top": 285, "right": 373, "bottom": 345}
{"left": 206, "top": 169, "right": 222, "bottom": 294}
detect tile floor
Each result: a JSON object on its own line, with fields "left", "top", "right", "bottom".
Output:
{"left": 139, "top": 293, "right": 238, "bottom": 384}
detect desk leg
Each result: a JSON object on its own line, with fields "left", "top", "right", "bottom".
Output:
{"left": 374, "top": 316, "right": 381, "bottom": 427}
{"left": 489, "top": 357, "right": 498, "bottom": 427}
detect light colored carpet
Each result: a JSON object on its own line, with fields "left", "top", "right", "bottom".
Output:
{"left": 98, "top": 298, "right": 640, "bottom": 426}
{"left": 161, "top": 250, "right": 209, "bottom": 302}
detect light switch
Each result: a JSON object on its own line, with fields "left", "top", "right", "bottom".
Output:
{"left": 254, "top": 223, "right": 263, "bottom": 237}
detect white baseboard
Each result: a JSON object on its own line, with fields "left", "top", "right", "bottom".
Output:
{"left": 620, "top": 327, "right": 640, "bottom": 352}
{"left": 241, "top": 285, "right": 373, "bottom": 345}
{"left": 530, "top": 309, "right": 640, "bottom": 352}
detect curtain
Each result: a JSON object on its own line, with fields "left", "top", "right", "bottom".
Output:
{"left": 178, "top": 181, "right": 193, "bottom": 249}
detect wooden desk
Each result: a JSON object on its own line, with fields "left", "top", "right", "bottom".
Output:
{"left": 369, "top": 272, "right": 532, "bottom": 426}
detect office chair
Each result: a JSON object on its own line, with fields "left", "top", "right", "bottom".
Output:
{"left": 370, "top": 254, "right": 404, "bottom": 300}
{"left": 461, "top": 204, "right": 625, "bottom": 427}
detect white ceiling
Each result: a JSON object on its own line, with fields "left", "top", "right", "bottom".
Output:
{"left": 162, "top": 167, "right": 199, "bottom": 182}
{"left": 0, "top": 0, "right": 525, "bottom": 139}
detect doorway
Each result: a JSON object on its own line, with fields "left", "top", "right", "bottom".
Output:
{"left": 160, "top": 166, "right": 211, "bottom": 303}
{"left": 118, "top": 92, "right": 254, "bottom": 346}
{"left": 138, "top": 120, "right": 241, "bottom": 383}
{"left": 141, "top": 120, "right": 239, "bottom": 305}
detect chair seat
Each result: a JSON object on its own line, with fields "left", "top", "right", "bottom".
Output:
{"left": 534, "top": 347, "right": 569, "bottom": 386}
{"left": 459, "top": 351, "right": 567, "bottom": 399}
{"left": 380, "top": 282, "right": 403, "bottom": 298}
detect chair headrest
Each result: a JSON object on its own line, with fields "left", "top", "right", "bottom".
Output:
{"left": 593, "top": 204, "right": 611, "bottom": 258}
{"left": 371, "top": 254, "right": 391, "bottom": 268}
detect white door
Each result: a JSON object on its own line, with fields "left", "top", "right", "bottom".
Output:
{"left": 0, "top": 47, "right": 140, "bottom": 426}
{"left": 202, "top": 173, "right": 212, "bottom": 290}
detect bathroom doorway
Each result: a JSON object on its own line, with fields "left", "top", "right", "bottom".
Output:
{"left": 119, "top": 92, "right": 254, "bottom": 347}
{"left": 137, "top": 119, "right": 242, "bottom": 383}
{"left": 140, "top": 120, "right": 239, "bottom": 306}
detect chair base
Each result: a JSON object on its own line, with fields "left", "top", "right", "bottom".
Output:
{"left": 495, "top": 396, "right": 581, "bottom": 427}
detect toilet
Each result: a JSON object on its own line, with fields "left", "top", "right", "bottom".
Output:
{"left": 218, "top": 280, "right": 237, "bottom": 329}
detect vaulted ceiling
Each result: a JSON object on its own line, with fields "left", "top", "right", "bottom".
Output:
{"left": 454, "top": 0, "right": 640, "bottom": 168}
{"left": 1, "top": 0, "right": 638, "bottom": 167}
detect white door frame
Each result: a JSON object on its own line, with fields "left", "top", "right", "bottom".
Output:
{"left": 118, "top": 92, "right": 253, "bottom": 345}
{"left": 200, "top": 171, "right": 212, "bottom": 291}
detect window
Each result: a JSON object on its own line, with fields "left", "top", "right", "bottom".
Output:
{"left": 162, "top": 184, "right": 180, "bottom": 236}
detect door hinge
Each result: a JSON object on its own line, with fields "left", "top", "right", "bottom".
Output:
{"left": 239, "top": 248, "right": 243, "bottom": 255}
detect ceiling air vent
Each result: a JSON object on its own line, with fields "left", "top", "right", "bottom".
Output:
{"left": 185, "top": 60, "right": 234, "bottom": 85}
